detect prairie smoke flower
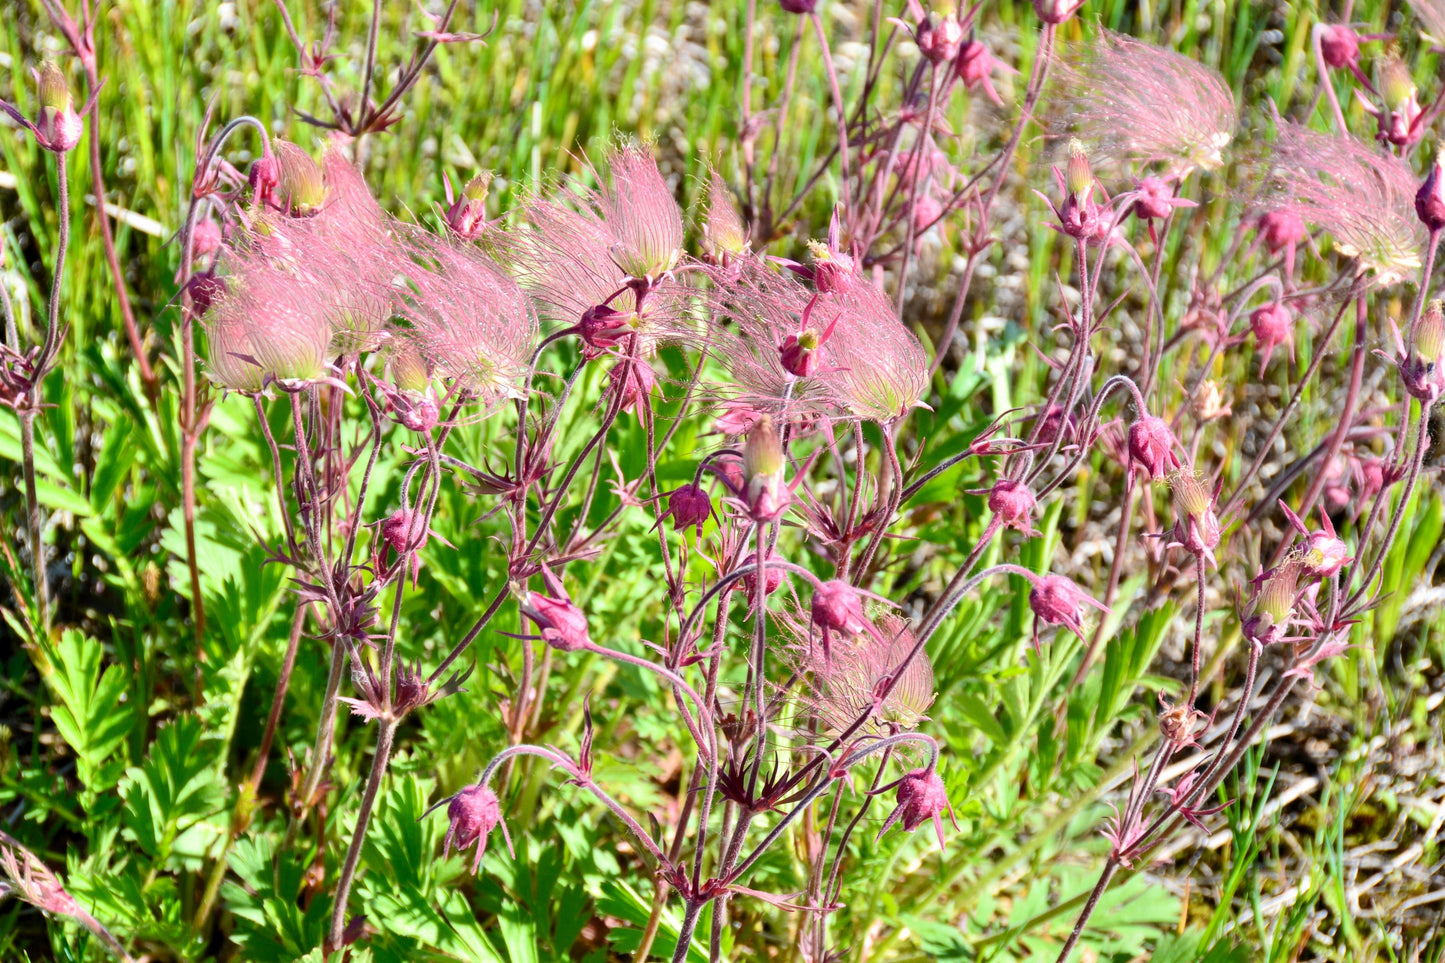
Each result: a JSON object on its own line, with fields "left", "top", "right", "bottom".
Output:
{"left": 1057, "top": 31, "right": 1235, "bottom": 176}
{"left": 955, "top": 37, "right": 1012, "bottom": 106}
{"left": 655, "top": 483, "right": 712, "bottom": 537}
{"left": 0, "top": 832, "right": 128, "bottom": 961}
{"left": 878, "top": 768, "right": 957, "bottom": 849}
{"left": 1249, "top": 300, "right": 1295, "bottom": 375}
{"left": 444, "top": 172, "right": 491, "bottom": 240}
{"left": 383, "top": 344, "right": 440, "bottom": 432}
{"left": 1318, "top": 24, "right": 1362, "bottom": 71}
{"left": 440, "top": 785, "right": 513, "bottom": 874}
{"left": 1027, "top": 574, "right": 1108, "bottom": 652}
{"left": 519, "top": 568, "right": 590, "bottom": 652}
{"left": 740, "top": 414, "right": 789, "bottom": 521}
{"left": 1280, "top": 502, "right": 1353, "bottom": 578}
{"left": 985, "top": 478, "right": 1038, "bottom": 535}
{"left": 1166, "top": 469, "right": 1221, "bottom": 566}
{"left": 803, "top": 614, "right": 935, "bottom": 733}
{"left": 1191, "top": 379, "right": 1231, "bottom": 421}
{"left": 595, "top": 144, "right": 684, "bottom": 282}
{"left": 1252, "top": 208, "right": 1309, "bottom": 279}
{"left": 1127, "top": 415, "right": 1180, "bottom": 482}
{"left": 1133, "top": 176, "right": 1196, "bottom": 223}
{"left": 1417, "top": 144, "right": 1445, "bottom": 232}
{"left": 1, "top": 62, "right": 94, "bottom": 153}
{"left": 1269, "top": 125, "right": 1425, "bottom": 285}
{"left": 810, "top": 580, "right": 870, "bottom": 659}
{"left": 903, "top": 0, "right": 966, "bottom": 65}
{"left": 703, "top": 170, "right": 750, "bottom": 263}
{"left": 821, "top": 282, "right": 929, "bottom": 421}
{"left": 396, "top": 236, "right": 537, "bottom": 406}
{"left": 606, "top": 358, "right": 657, "bottom": 413}
{"left": 1243, "top": 561, "right": 1302, "bottom": 647}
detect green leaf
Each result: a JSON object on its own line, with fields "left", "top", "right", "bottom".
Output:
{"left": 120, "top": 714, "right": 228, "bottom": 868}
{"left": 41, "top": 630, "right": 135, "bottom": 794}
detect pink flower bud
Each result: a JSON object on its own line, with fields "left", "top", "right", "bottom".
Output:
{"left": 443, "top": 785, "right": 512, "bottom": 874}
{"left": 524, "top": 571, "right": 590, "bottom": 652}
{"left": 578, "top": 303, "right": 634, "bottom": 355}
{"left": 1303, "top": 530, "right": 1352, "bottom": 578}
{"left": 1028, "top": 575, "right": 1088, "bottom": 633}
{"left": 660, "top": 484, "right": 712, "bottom": 537}
{"left": 607, "top": 359, "right": 657, "bottom": 413}
{"left": 1249, "top": 301, "right": 1295, "bottom": 375}
{"left": 381, "top": 508, "right": 427, "bottom": 557}
{"left": 190, "top": 218, "right": 223, "bottom": 261}
{"left": 1417, "top": 147, "right": 1445, "bottom": 232}
{"left": 917, "top": 14, "right": 964, "bottom": 64}
{"left": 1400, "top": 300, "right": 1445, "bottom": 402}
{"left": 1243, "top": 563, "right": 1300, "bottom": 647}
{"left": 248, "top": 153, "right": 280, "bottom": 207}
{"left": 1319, "top": 24, "right": 1360, "bottom": 70}
{"left": 988, "top": 478, "right": 1036, "bottom": 534}
{"left": 807, "top": 241, "right": 857, "bottom": 295}
{"left": 1127, "top": 415, "right": 1179, "bottom": 482}
{"left": 910, "top": 193, "right": 944, "bottom": 235}
{"left": 878, "top": 768, "right": 955, "bottom": 849}
{"left": 955, "top": 39, "right": 1004, "bottom": 105}
{"left": 1168, "top": 470, "right": 1221, "bottom": 565}
{"left": 779, "top": 329, "right": 820, "bottom": 377}
{"left": 779, "top": 0, "right": 816, "bottom": 13}
{"left": 1134, "top": 177, "right": 1185, "bottom": 221}
{"left": 738, "top": 552, "right": 785, "bottom": 606}
{"left": 445, "top": 173, "right": 491, "bottom": 240}
{"left": 812, "top": 580, "right": 868, "bottom": 635}
{"left": 1033, "top": 0, "right": 1086, "bottom": 24}
{"left": 1256, "top": 209, "right": 1307, "bottom": 277}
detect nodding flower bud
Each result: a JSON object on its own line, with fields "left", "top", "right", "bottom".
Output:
{"left": 273, "top": 141, "right": 327, "bottom": 216}
{"left": 522, "top": 569, "right": 590, "bottom": 652}
{"left": 739, "top": 551, "right": 784, "bottom": 606}
{"left": 1319, "top": 24, "right": 1360, "bottom": 70}
{"left": 606, "top": 359, "right": 656, "bottom": 414}
{"left": 916, "top": 11, "right": 965, "bottom": 65}
{"left": 1033, "top": 0, "right": 1086, "bottom": 24}
{"left": 1168, "top": 469, "right": 1221, "bottom": 565}
{"left": 443, "top": 785, "right": 513, "bottom": 874}
{"left": 878, "top": 768, "right": 955, "bottom": 849}
{"left": 1303, "top": 530, "right": 1352, "bottom": 578}
{"left": 658, "top": 483, "right": 712, "bottom": 537}
{"left": 31, "top": 62, "right": 83, "bottom": 153}
{"left": 987, "top": 478, "right": 1037, "bottom": 535}
{"left": 578, "top": 303, "right": 635, "bottom": 356}
{"left": 1249, "top": 301, "right": 1295, "bottom": 375}
{"left": 381, "top": 508, "right": 427, "bottom": 558}
{"left": 955, "top": 39, "right": 1005, "bottom": 106}
{"left": 1416, "top": 145, "right": 1445, "bottom": 232}
{"left": 1127, "top": 415, "right": 1180, "bottom": 482}
{"left": 806, "top": 240, "right": 857, "bottom": 295}
{"left": 190, "top": 218, "right": 223, "bottom": 261}
{"left": 1028, "top": 575, "right": 1094, "bottom": 635}
{"left": 1192, "top": 379, "right": 1229, "bottom": 421}
{"left": 1376, "top": 56, "right": 1423, "bottom": 147}
{"left": 812, "top": 580, "right": 869, "bottom": 636}
{"left": 445, "top": 172, "right": 491, "bottom": 239}
{"left": 742, "top": 415, "right": 789, "bottom": 521}
{"left": 1244, "top": 562, "right": 1301, "bottom": 647}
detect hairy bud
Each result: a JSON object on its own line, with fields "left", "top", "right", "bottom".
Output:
{"left": 443, "top": 785, "right": 513, "bottom": 874}
{"left": 878, "top": 768, "right": 955, "bottom": 849}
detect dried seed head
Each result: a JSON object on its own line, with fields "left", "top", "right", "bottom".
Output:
{"left": 1244, "top": 562, "right": 1301, "bottom": 646}
{"left": 599, "top": 144, "right": 683, "bottom": 281}
{"left": 1065, "top": 139, "right": 1093, "bottom": 198}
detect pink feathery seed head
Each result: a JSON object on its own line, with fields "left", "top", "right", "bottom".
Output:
{"left": 1168, "top": 469, "right": 1221, "bottom": 563}
{"left": 658, "top": 483, "right": 712, "bottom": 537}
{"left": 272, "top": 140, "right": 327, "bottom": 217}
{"left": 704, "top": 170, "right": 750, "bottom": 263}
{"left": 522, "top": 569, "right": 590, "bottom": 652}
{"left": 515, "top": 201, "right": 624, "bottom": 322}
{"left": 1133, "top": 176, "right": 1197, "bottom": 222}
{"left": 805, "top": 614, "right": 934, "bottom": 732}
{"left": 1028, "top": 574, "right": 1108, "bottom": 641}
{"left": 1244, "top": 561, "right": 1302, "bottom": 647}
{"left": 597, "top": 144, "right": 684, "bottom": 282}
{"left": 817, "top": 284, "right": 930, "bottom": 422}
{"left": 398, "top": 236, "right": 537, "bottom": 407}
{"left": 445, "top": 171, "right": 491, "bottom": 240}
{"left": 878, "top": 768, "right": 956, "bottom": 849}
{"left": 1127, "top": 414, "right": 1181, "bottom": 482}
{"left": 1270, "top": 125, "right": 1424, "bottom": 285}
{"left": 204, "top": 266, "right": 332, "bottom": 388}
{"left": 606, "top": 357, "right": 657, "bottom": 414}
{"left": 444, "top": 785, "right": 513, "bottom": 874}
{"left": 956, "top": 37, "right": 1011, "bottom": 106}
{"left": 988, "top": 478, "right": 1037, "bottom": 535}
{"left": 1249, "top": 300, "right": 1295, "bottom": 375}
{"left": 1320, "top": 24, "right": 1362, "bottom": 69}
{"left": 1417, "top": 145, "right": 1445, "bottom": 231}
{"left": 1058, "top": 31, "right": 1235, "bottom": 175}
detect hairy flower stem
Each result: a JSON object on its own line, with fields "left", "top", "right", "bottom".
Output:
{"left": 1053, "top": 858, "right": 1119, "bottom": 963}
{"left": 328, "top": 718, "right": 396, "bottom": 950}
{"left": 1345, "top": 414, "right": 1431, "bottom": 613}
{"left": 19, "top": 413, "right": 48, "bottom": 632}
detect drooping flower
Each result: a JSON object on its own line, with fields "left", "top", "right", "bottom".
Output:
{"left": 1417, "top": 143, "right": 1445, "bottom": 232}
{"left": 810, "top": 580, "right": 870, "bottom": 659}
{"left": 1056, "top": 31, "right": 1236, "bottom": 176}
{"left": 396, "top": 234, "right": 538, "bottom": 407}
{"left": 1251, "top": 208, "right": 1309, "bottom": 279}
{"left": 1268, "top": 125, "right": 1425, "bottom": 286}
{"left": 440, "top": 785, "right": 513, "bottom": 874}
{"left": 985, "top": 478, "right": 1038, "bottom": 535}
{"left": 1027, "top": 574, "right": 1109, "bottom": 652}
{"left": 0, "top": 62, "right": 96, "bottom": 153}
{"left": 1133, "top": 176, "right": 1197, "bottom": 224}
{"left": 877, "top": 768, "right": 957, "bottom": 849}
{"left": 955, "top": 37, "right": 1014, "bottom": 106}
{"left": 519, "top": 568, "right": 590, "bottom": 652}
{"left": 1126, "top": 414, "right": 1181, "bottom": 482}
{"left": 654, "top": 483, "right": 713, "bottom": 537}
{"left": 1249, "top": 300, "right": 1295, "bottom": 375}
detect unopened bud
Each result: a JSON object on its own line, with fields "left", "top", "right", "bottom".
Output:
{"left": 1065, "top": 139, "right": 1092, "bottom": 199}
{"left": 274, "top": 141, "right": 327, "bottom": 216}
{"left": 32, "top": 62, "right": 83, "bottom": 152}
{"left": 1417, "top": 145, "right": 1445, "bottom": 232}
